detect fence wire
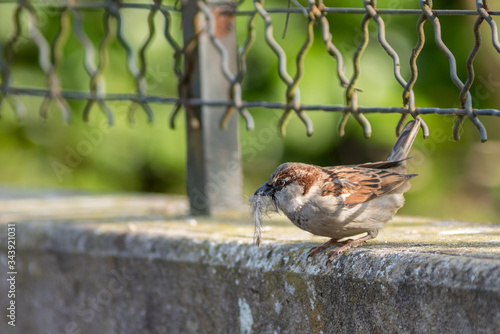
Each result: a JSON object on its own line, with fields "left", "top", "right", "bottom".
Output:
{"left": 1, "top": 0, "right": 500, "bottom": 142}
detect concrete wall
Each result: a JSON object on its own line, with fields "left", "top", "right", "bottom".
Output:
{"left": 1, "top": 193, "right": 499, "bottom": 333}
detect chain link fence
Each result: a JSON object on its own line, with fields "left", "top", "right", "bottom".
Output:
{"left": 1, "top": 0, "right": 500, "bottom": 213}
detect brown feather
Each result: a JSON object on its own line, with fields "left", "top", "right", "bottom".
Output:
{"left": 320, "top": 166, "right": 415, "bottom": 205}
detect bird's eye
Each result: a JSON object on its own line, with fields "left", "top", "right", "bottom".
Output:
{"left": 276, "top": 178, "right": 286, "bottom": 187}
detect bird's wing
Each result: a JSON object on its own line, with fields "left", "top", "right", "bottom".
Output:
{"left": 320, "top": 166, "right": 416, "bottom": 205}
{"left": 354, "top": 159, "right": 407, "bottom": 170}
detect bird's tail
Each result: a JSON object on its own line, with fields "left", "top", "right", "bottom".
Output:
{"left": 387, "top": 119, "right": 421, "bottom": 162}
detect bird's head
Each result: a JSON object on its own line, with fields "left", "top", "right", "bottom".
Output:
{"left": 253, "top": 163, "right": 321, "bottom": 215}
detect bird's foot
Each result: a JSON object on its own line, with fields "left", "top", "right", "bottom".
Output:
{"left": 307, "top": 238, "right": 339, "bottom": 258}
{"left": 326, "top": 235, "right": 373, "bottom": 263}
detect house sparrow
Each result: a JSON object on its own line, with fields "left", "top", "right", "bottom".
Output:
{"left": 252, "top": 119, "right": 421, "bottom": 262}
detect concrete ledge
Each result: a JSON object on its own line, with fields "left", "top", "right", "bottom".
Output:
{"left": 1, "top": 193, "right": 500, "bottom": 333}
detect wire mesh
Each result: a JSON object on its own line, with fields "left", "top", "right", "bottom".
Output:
{"left": 1, "top": 0, "right": 500, "bottom": 142}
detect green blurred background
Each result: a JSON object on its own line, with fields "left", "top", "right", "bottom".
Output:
{"left": 0, "top": 0, "right": 499, "bottom": 222}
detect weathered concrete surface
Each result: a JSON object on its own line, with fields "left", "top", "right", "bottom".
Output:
{"left": 0, "top": 192, "right": 499, "bottom": 334}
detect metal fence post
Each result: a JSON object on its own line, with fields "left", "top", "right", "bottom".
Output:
{"left": 181, "top": 0, "right": 242, "bottom": 215}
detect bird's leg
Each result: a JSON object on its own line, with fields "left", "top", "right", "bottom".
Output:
{"left": 308, "top": 238, "right": 339, "bottom": 258}
{"left": 326, "top": 234, "right": 373, "bottom": 263}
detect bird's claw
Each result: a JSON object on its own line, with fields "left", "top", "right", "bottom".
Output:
{"left": 307, "top": 246, "right": 322, "bottom": 258}
{"left": 326, "top": 248, "right": 345, "bottom": 263}
{"left": 307, "top": 238, "right": 340, "bottom": 258}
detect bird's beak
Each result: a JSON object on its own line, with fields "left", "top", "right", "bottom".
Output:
{"left": 254, "top": 183, "right": 274, "bottom": 197}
